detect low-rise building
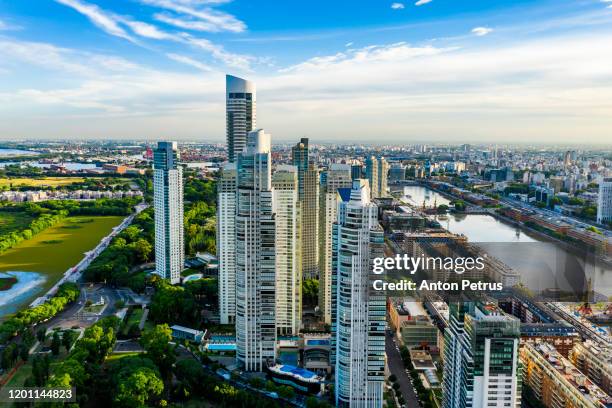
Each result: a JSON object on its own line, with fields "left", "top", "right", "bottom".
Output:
{"left": 569, "top": 341, "right": 612, "bottom": 397}
{"left": 520, "top": 342, "right": 612, "bottom": 408}
{"left": 170, "top": 325, "right": 205, "bottom": 343}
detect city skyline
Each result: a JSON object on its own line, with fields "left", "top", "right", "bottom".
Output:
{"left": 1, "top": 1, "right": 612, "bottom": 143}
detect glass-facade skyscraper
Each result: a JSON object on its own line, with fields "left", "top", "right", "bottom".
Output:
{"left": 153, "top": 141, "right": 184, "bottom": 285}
{"left": 443, "top": 302, "right": 521, "bottom": 408}
{"left": 226, "top": 75, "right": 256, "bottom": 163}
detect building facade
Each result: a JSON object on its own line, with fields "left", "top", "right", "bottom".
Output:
{"left": 226, "top": 75, "right": 256, "bottom": 163}
{"left": 443, "top": 302, "right": 522, "bottom": 408}
{"left": 365, "top": 156, "right": 389, "bottom": 199}
{"left": 153, "top": 141, "right": 184, "bottom": 285}
{"left": 332, "top": 180, "right": 385, "bottom": 407}
{"left": 272, "top": 165, "right": 301, "bottom": 335}
{"left": 235, "top": 129, "right": 276, "bottom": 371}
{"left": 318, "top": 164, "right": 352, "bottom": 324}
{"left": 597, "top": 177, "right": 612, "bottom": 224}
{"left": 522, "top": 342, "right": 612, "bottom": 408}
{"left": 302, "top": 164, "right": 320, "bottom": 280}
{"left": 217, "top": 163, "right": 237, "bottom": 324}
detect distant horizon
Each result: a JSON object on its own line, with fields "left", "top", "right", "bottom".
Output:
{"left": 1, "top": 0, "right": 612, "bottom": 143}
{"left": 1, "top": 138, "right": 611, "bottom": 149}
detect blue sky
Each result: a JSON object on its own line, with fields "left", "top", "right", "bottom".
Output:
{"left": 1, "top": 0, "right": 612, "bottom": 143}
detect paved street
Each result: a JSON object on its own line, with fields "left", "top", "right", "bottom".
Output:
{"left": 386, "top": 331, "right": 420, "bottom": 408}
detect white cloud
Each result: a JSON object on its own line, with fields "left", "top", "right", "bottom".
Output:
{"left": 166, "top": 53, "right": 213, "bottom": 71}
{"left": 182, "top": 35, "right": 254, "bottom": 70}
{"left": 391, "top": 3, "right": 405, "bottom": 10}
{"left": 154, "top": 13, "right": 217, "bottom": 32}
{"left": 4, "top": 17, "right": 612, "bottom": 144}
{"left": 54, "top": 0, "right": 134, "bottom": 42}
{"left": 121, "top": 20, "right": 176, "bottom": 40}
{"left": 345, "top": 42, "right": 354, "bottom": 47}
{"left": 415, "top": 0, "right": 432, "bottom": 6}
{"left": 54, "top": 0, "right": 254, "bottom": 70}
{"left": 472, "top": 26, "right": 493, "bottom": 36}
{"left": 139, "top": 0, "right": 246, "bottom": 33}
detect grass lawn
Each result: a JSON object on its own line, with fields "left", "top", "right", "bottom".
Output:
{"left": 105, "top": 352, "right": 143, "bottom": 364}
{"left": 0, "top": 215, "right": 123, "bottom": 293}
{"left": 0, "top": 211, "right": 34, "bottom": 235}
{"left": 0, "top": 177, "right": 86, "bottom": 188}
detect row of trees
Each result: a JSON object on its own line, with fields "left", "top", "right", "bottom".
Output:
{"left": 39, "top": 197, "right": 140, "bottom": 216}
{"left": 0, "top": 210, "right": 67, "bottom": 254}
{"left": 0, "top": 197, "right": 140, "bottom": 255}
{"left": 83, "top": 209, "right": 154, "bottom": 291}
{"left": 399, "top": 345, "right": 437, "bottom": 408}
{"left": 0, "top": 282, "right": 79, "bottom": 343}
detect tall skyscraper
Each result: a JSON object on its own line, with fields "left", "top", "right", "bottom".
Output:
{"left": 597, "top": 177, "right": 612, "bottom": 224}
{"left": 292, "top": 138, "right": 319, "bottom": 280}
{"left": 365, "top": 156, "right": 379, "bottom": 198}
{"left": 302, "top": 164, "right": 320, "bottom": 280}
{"left": 443, "top": 302, "right": 521, "bottom": 408}
{"left": 235, "top": 129, "right": 276, "bottom": 371}
{"left": 318, "top": 164, "right": 352, "bottom": 325}
{"left": 272, "top": 165, "right": 301, "bottom": 335}
{"left": 226, "top": 75, "right": 256, "bottom": 163}
{"left": 292, "top": 138, "right": 309, "bottom": 198}
{"left": 153, "top": 141, "right": 184, "bottom": 285}
{"left": 217, "top": 163, "right": 237, "bottom": 324}
{"left": 332, "top": 180, "right": 385, "bottom": 407}
{"left": 378, "top": 158, "right": 389, "bottom": 197}
{"left": 351, "top": 164, "right": 363, "bottom": 180}
{"left": 366, "top": 156, "right": 389, "bottom": 199}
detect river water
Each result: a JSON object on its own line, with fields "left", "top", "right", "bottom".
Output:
{"left": 0, "top": 148, "right": 40, "bottom": 157}
{"left": 0, "top": 271, "right": 46, "bottom": 318}
{"left": 402, "top": 186, "right": 611, "bottom": 298}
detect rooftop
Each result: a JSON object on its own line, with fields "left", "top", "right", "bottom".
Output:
{"left": 531, "top": 342, "right": 612, "bottom": 407}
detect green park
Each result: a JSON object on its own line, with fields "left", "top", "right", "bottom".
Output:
{"left": 0, "top": 215, "right": 123, "bottom": 293}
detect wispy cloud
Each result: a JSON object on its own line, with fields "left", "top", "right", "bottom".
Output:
{"left": 0, "top": 18, "right": 22, "bottom": 31}
{"left": 0, "top": 39, "right": 140, "bottom": 77}
{"left": 166, "top": 53, "right": 213, "bottom": 71}
{"left": 182, "top": 35, "right": 253, "bottom": 70}
{"left": 281, "top": 42, "right": 453, "bottom": 73}
{"left": 415, "top": 0, "right": 432, "bottom": 6}
{"left": 391, "top": 3, "right": 405, "bottom": 10}
{"left": 121, "top": 20, "right": 176, "bottom": 40}
{"left": 153, "top": 13, "right": 217, "bottom": 31}
{"left": 472, "top": 26, "right": 493, "bottom": 36}
{"left": 139, "top": 0, "right": 246, "bottom": 33}
{"left": 54, "top": 0, "right": 135, "bottom": 42}
{"left": 54, "top": 0, "right": 254, "bottom": 70}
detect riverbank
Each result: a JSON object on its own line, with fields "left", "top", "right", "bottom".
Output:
{"left": 0, "top": 274, "right": 17, "bottom": 291}
{"left": 423, "top": 182, "right": 612, "bottom": 265}
{"left": 0, "top": 216, "right": 123, "bottom": 318}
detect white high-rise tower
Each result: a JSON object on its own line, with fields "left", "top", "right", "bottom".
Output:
{"left": 332, "top": 180, "right": 385, "bottom": 407}
{"left": 272, "top": 165, "right": 301, "bottom": 335}
{"left": 153, "top": 141, "right": 184, "bottom": 285}
{"left": 226, "top": 75, "right": 256, "bottom": 163}
{"left": 235, "top": 129, "right": 276, "bottom": 371}
{"left": 318, "top": 164, "right": 352, "bottom": 325}
{"left": 217, "top": 163, "right": 237, "bottom": 324}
